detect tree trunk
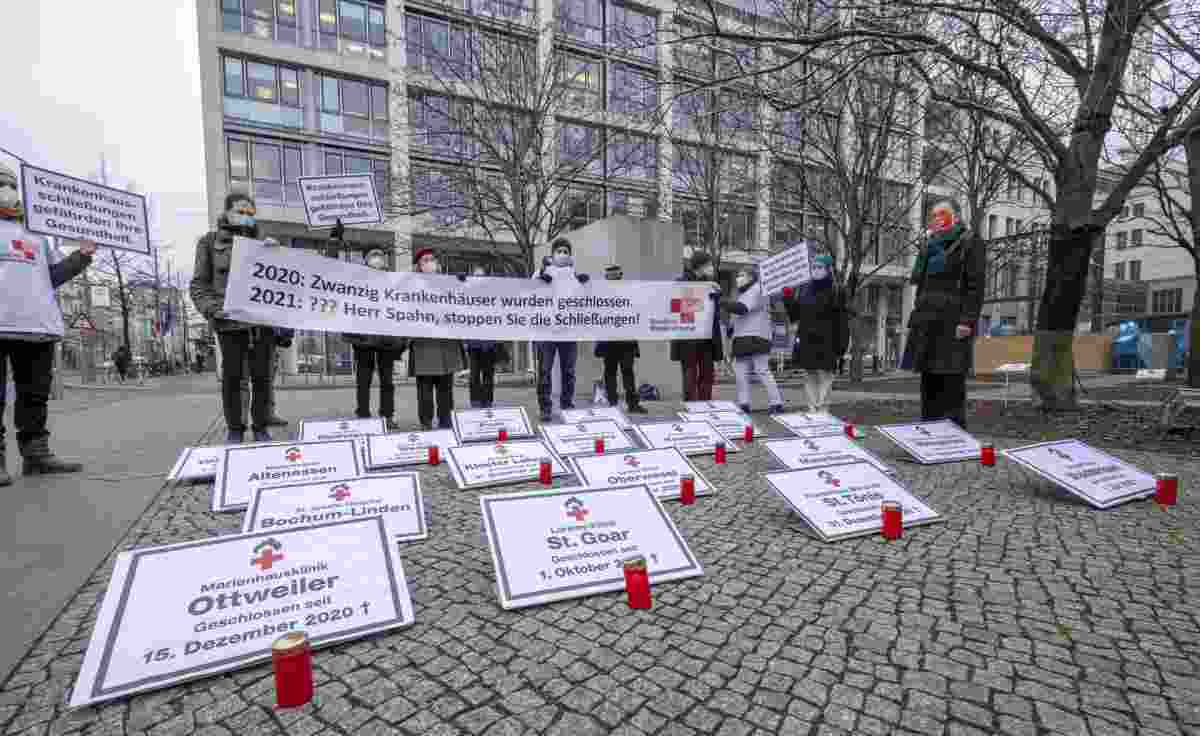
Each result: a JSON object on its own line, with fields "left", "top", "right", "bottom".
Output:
{"left": 1187, "top": 297, "right": 1200, "bottom": 388}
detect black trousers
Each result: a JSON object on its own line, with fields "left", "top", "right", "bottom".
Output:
{"left": 0, "top": 339, "right": 56, "bottom": 445}
{"left": 469, "top": 350, "right": 497, "bottom": 407}
{"left": 219, "top": 330, "right": 274, "bottom": 433}
{"left": 603, "top": 352, "right": 639, "bottom": 408}
{"left": 417, "top": 374, "right": 454, "bottom": 429}
{"left": 920, "top": 372, "right": 967, "bottom": 429}
{"left": 353, "top": 346, "right": 395, "bottom": 418}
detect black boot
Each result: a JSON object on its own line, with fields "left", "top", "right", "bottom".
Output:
{"left": 20, "top": 436, "right": 83, "bottom": 475}
{"left": 0, "top": 442, "right": 11, "bottom": 487}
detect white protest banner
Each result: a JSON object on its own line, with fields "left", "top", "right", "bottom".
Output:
{"left": 631, "top": 421, "right": 738, "bottom": 456}
{"left": 876, "top": 420, "right": 981, "bottom": 464}
{"left": 682, "top": 400, "right": 743, "bottom": 413}
{"left": 570, "top": 448, "right": 715, "bottom": 501}
{"left": 480, "top": 484, "right": 703, "bottom": 609}
{"left": 772, "top": 412, "right": 847, "bottom": 438}
{"left": 764, "top": 461, "right": 943, "bottom": 542}
{"left": 677, "top": 411, "right": 765, "bottom": 440}
{"left": 212, "top": 440, "right": 361, "bottom": 512}
{"left": 445, "top": 440, "right": 572, "bottom": 490}
{"left": 363, "top": 429, "right": 460, "bottom": 470}
{"left": 20, "top": 164, "right": 150, "bottom": 255}
{"left": 298, "top": 417, "right": 386, "bottom": 442}
{"left": 758, "top": 241, "right": 812, "bottom": 296}
{"left": 166, "top": 445, "right": 230, "bottom": 483}
{"left": 244, "top": 472, "right": 427, "bottom": 542}
{"left": 560, "top": 406, "right": 633, "bottom": 430}
{"left": 68, "top": 517, "right": 413, "bottom": 709}
{"left": 222, "top": 238, "right": 715, "bottom": 341}
{"left": 540, "top": 420, "right": 636, "bottom": 457}
{"left": 297, "top": 173, "right": 382, "bottom": 228}
{"left": 1002, "top": 439, "right": 1156, "bottom": 509}
{"left": 764, "top": 436, "right": 894, "bottom": 474}
{"left": 453, "top": 407, "right": 534, "bottom": 443}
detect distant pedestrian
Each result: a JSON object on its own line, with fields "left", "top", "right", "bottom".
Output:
{"left": 113, "top": 345, "right": 130, "bottom": 383}
{"left": 721, "top": 265, "right": 784, "bottom": 414}
{"left": 346, "top": 249, "right": 406, "bottom": 430}
{"left": 533, "top": 237, "right": 590, "bottom": 421}
{"left": 408, "top": 248, "right": 463, "bottom": 430}
{"left": 671, "top": 251, "right": 724, "bottom": 402}
{"left": 784, "top": 252, "right": 849, "bottom": 414}
{"left": 465, "top": 265, "right": 503, "bottom": 409}
{"left": 594, "top": 264, "right": 647, "bottom": 414}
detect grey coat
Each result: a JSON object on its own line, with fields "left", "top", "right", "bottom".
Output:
{"left": 190, "top": 225, "right": 256, "bottom": 333}
{"left": 903, "top": 234, "right": 986, "bottom": 375}
{"left": 408, "top": 338, "right": 465, "bottom": 377}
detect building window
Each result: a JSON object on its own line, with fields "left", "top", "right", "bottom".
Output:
{"left": 318, "top": 74, "right": 389, "bottom": 141}
{"left": 672, "top": 90, "right": 709, "bottom": 132}
{"left": 560, "top": 54, "right": 604, "bottom": 111}
{"left": 226, "top": 135, "right": 304, "bottom": 205}
{"left": 718, "top": 89, "right": 756, "bottom": 133}
{"left": 559, "top": 0, "right": 604, "bottom": 44}
{"left": 222, "top": 56, "right": 303, "bottom": 128}
{"left": 409, "top": 92, "right": 472, "bottom": 157}
{"left": 607, "top": 189, "right": 657, "bottom": 218}
{"left": 608, "top": 134, "right": 657, "bottom": 179}
{"left": 608, "top": 2, "right": 657, "bottom": 62}
{"left": 222, "top": 0, "right": 299, "bottom": 44}
{"left": 318, "top": 0, "right": 387, "bottom": 60}
{"left": 1113, "top": 262, "right": 1125, "bottom": 280}
{"left": 412, "top": 165, "right": 466, "bottom": 225}
{"left": 559, "top": 123, "right": 605, "bottom": 176}
{"left": 1115, "top": 231, "right": 1127, "bottom": 250}
{"left": 1133, "top": 203, "right": 1145, "bottom": 218}
{"left": 405, "top": 13, "right": 471, "bottom": 79}
{"left": 1005, "top": 218, "right": 1014, "bottom": 236}
{"left": 322, "top": 148, "right": 390, "bottom": 201}
{"left": 987, "top": 214, "right": 998, "bottom": 239}
{"left": 561, "top": 185, "right": 606, "bottom": 231}
{"left": 1131, "top": 229, "right": 1143, "bottom": 246}
{"left": 474, "top": 0, "right": 534, "bottom": 21}
{"left": 608, "top": 63, "right": 656, "bottom": 118}
{"left": 1129, "top": 260, "right": 1141, "bottom": 281}
{"left": 1153, "top": 288, "right": 1183, "bottom": 314}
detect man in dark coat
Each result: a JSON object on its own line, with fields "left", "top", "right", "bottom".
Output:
{"left": 784, "top": 253, "right": 849, "bottom": 413}
{"left": 902, "top": 198, "right": 986, "bottom": 429}
{"left": 670, "top": 251, "right": 724, "bottom": 401}
{"left": 594, "top": 264, "right": 647, "bottom": 413}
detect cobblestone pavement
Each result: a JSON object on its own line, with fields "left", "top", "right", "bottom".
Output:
{"left": 2, "top": 388, "right": 1198, "bottom": 736}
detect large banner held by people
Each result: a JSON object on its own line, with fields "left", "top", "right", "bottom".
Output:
{"left": 20, "top": 164, "right": 150, "bottom": 255}
{"left": 223, "top": 239, "right": 717, "bottom": 341}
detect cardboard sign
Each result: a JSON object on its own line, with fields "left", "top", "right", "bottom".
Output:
{"left": 479, "top": 484, "right": 703, "bottom": 609}
{"left": 630, "top": 421, "right": 736, "bottom": 456}
{"left": 298, "top": 417, "right": 386, "bottom": 442}
{"left": 772, "top": 412, "right": 846, "bottom": 438}
{"left": 363, "top": 429, "right": 460, "bottom": 470}
{"left": 297, "top": 173, "right": 383, "bottom": 228}
{"left": 67, "top": 517, "right": 413, "bottom": 709}
{"left": 570, "top": 448, "right": 715, "bottom": 501}
{"left": 539, "top": 420, "right": 637, "bottom": 457}
{"left": 876, "top": 420, "right": 981, "bottom": 464}
{"left": 560, "top": 406, "right": 633, "bottom": 430}
{"left": 20, "top": 164, "right": 151, "bottom": 255}
{"left": 244, "top": 472, "right": 427, "bottom": 542}
{"left": 677, "top": 411, "right": 765, "bottom": 440}
{"left": 166, "top": 445, "right": 230, "bottom": 482}
{"left": 1002, "top": 439, "right": 1156, "bottom": 509}
{"left": 452, "top": 407, "right": 534, "bottom": 443}
{"left": 445, "top": 440, "right": 571, "bottom": 490}
{"left": 212, "top": 440, "right": 361, "bottom": 512}
{"left": 758, "top": 241, "right": 813, "bottom": 296}
{"left": 682, "top": 400, "right": 743, "bottom": 414}
{"left": 763, "top": 461, "right": 943, "bottom": 542}
{"left": 764, "top": 436, "right": 894, "bottom": 474}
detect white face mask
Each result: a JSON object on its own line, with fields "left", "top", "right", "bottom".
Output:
{"left": 0, "top": 186, "right": 18, "bottom": 208}
{"left": 473, "top": 268, "right": 486, "bottom": 277}
{"left": 811, "top": 264, "right": 829, "bottom": 281}
{"left": 553, "top": 252, "right": 572, "bottom": 267}
{"left": 419, "top": 258, "right": 439, "bottom": 274}
{"left": 698, "top": 265, "right": 714, "bottom": 279}
{"left": 367, "top": 256, "right": 388, "bottom": 270}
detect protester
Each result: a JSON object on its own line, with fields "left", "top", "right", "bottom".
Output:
{"left": 345, "top": 249, "right": 405, "bottom": 430}
{"left": 113, "top": 345, "right": 131, "bottom": 383}
{"left": 594, "top": 264, "right": 647, "bottom": 414}
{"left": 533, "top": 237, "right": 590, "bottom": 421}
{"left": 465, "top": 265, "right": 504, "bottom": 409}
{"left": 266, "top": 330, "right": 292, "bottom": 426}
{"left": 721, "top": 265, "right": 784, "bottom": 414}
{"left": 902, "top": 198, "right": 986, "bottom": 429}
{"left": 0, "top": 162, "right": 93, "bottom": 483}
{"left": 670, "top": 251, "right": 724, "bottom": 402}
{"left": 784, "top": 252, "right": 848, "bottom": 414}
{"left": 409, "top": 248, "right": 464, "bottom": 429}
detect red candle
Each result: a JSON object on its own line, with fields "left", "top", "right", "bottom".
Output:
{"left": 1156, "top": 473, "right": 1178, "bottom": 506}
{"left": 783, "top": 287, "right": 794, "bottom": 298}
{"left": 844, "top": 423, "right": 857, "bottom": 439}
{"left": 715, "top": 441, "right": 727, "bottom": 464}
{"left": 743, "top": 424, "right": 754, "bottom": 443}
{"left": 428, "top": 445, "right": 440, "bottom": 466}
{"left": 680, "top": 474, "right": 696, "bottom": 505}
{"left": 595, "top": 437, "right": 605, "bottom": 454}
{"left": 539, "top": 457, "right": 553, "bottom": 485}
{"left": 881, "top": 501, "right": 903, "bottom": 540}
{"left": 272, "top": 631, "right": 314, "bottom": 708}
{"left": 498, "top": 429, "right": 508, "bottom": 442}
{"left": 980, "top": 445, "right": 995, "bottom": 467}
{"left": 623, "top": 557, "right": 652, "bottom": 609}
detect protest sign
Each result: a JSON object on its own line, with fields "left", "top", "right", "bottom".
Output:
{"left": 630, "top": 421, "right": 738, "bottom": 456}
{"left": 764, "top": 461, "right": 943, "bottom": 542}
{"left": 166, "top": 445, "right": 229, "bottom": 483}
{"left": 445, "top": 440, "right": 571, "bottom": 490}
{"left": 363, "top": 429, "right": 459, "bottom": 470}
{"left": 222, "top": 238, "right": 715, "bottom": 341}
{"left": 1002, "top": 439, "right": 1156, "bottom": 509}
{"left": 772, "top": 412, "right": 846, "bottom": 438}
{"left": 560, "top": 406, "right": 633, "bottom": 430}
{"left": 298, "top": 417, "right": 386, "bottom": 442}
{"left": 297, "top": 173, "right": 382, "bottom": 228}
{"left": 570, "top": 448, "right": 715, "bottom": 501}
{"left": 67, "top": 517, "right": 413, "bottom": 709}
{"left": 876, "top": 420, "right": 981, "bottom": 464}
{"left": 453, "top": 407, "right": 534, "bottom": 443}
{"left": 682, "top": 400, "right": 742, "bottom": 413}
{"left": 540, "top": 420, "right": 636, "bottom": 457}
{"left": 763, "top": 436, "right": 894, "bottom": 474}
{"left": 677, "top": 411, "right": 765, "bottom": 440}
{"left": 480, "top": 484, "right": 703, "bottom": 609}
{"left": 244, "top": 472, "right": 427, "bottom": 542}
{"left": 212, "top": 440, "right": 361, "bottom": 512}
{"left": 758, "top": 241, "right": 812, "bottom": 296}
{"left": 20, "top": 164, "right": 150, "bottom": 255}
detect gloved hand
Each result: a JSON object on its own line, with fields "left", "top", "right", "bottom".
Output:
{"left": 577, "top": 273, "right": 590, "bottom": 284}
{"left": 539, "top": 272, "right": 553, "bottom": 284}
{"left": 263, "top": 237, "right": 281, "bottom": 247}
{"left": 457, "top": 273, "right": 468, "bottom": 282}
{"left": 276, "top": 336, "right": 293, "bottom": 348}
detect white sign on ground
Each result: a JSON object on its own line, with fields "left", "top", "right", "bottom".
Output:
{"left": 297, "top": 173, "right": 383, "bottom": 228}
{"left": 166, "top": 446, "right": 230, "bottom": 483}
{"left": 677, "top": 411, "right": 765, "bottom": 440}
{"left": 763, "top": 461, "right": 943, "bottom": 542}
{"left": 298, "top": 417, "right": 386, "bottom": 442}
{"left": 212, "top": 440, "right": 361, "bottom": 512}
{"left": 363, "top": 429, "right": 460, "bottom": 470}
{"left": 758, "top": 241, "right": 813, "bottom": 296}
{"left": 876, "top": 420, "right": 982, "bottom": 464}
{"left": 480, "top": 484, "right": 703, "bottom": 609}
{"left": 67, "top": 517, "right": 413, "bottom": 709}
{"left": 682, "top": 400, "right": 743, "bottom": 414}
{"left": 452, "top": 407, "right": 534, "bottom": 443}
{"left": 20, "top": 164, "right": 151, "bottom": 255}
{"left": 772, "top": 412, "right": 846, "bottom": 438}
{"left": 570, "top": 448, "right": 715, "bottom": 501}
{"left": 1001, "top": 439, "right": 1157, "bottom": 509}
{"left": 763, "top": 436, "right": 894, "bottom": 474}
{"left": 244, "top": 472, "right": 427, "bottom": 543}
{"left": 560, "top": 406, "right": 633, "bottom": 430}
{"left": 445, "top": 440, "right": 572, "bottom": 490}
{"left": 630, "top": 421, "right": 737, "bottom": 456}
{"left": 539, "top": 420, "right": 636, "bottom": 457}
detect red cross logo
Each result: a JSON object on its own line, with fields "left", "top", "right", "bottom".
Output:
{"left": 329, "top": 484, "right": 351, "bottom": 501}
{"left": 285, "top": 447, "right": 302, "bottom": 462}
{"left": 624, "top": 455, "right": 640, "bottom": 467}
{"left": 670, "top": 288, "right": 704, "bottom": 324}
{"left": 564, "top": 497, "right": 589, "bottom": 522}
{"left": 251, "top": 539, "right": 284, "bottom": 570}
{"left": 10, "top": 240, "right": 35, "bottom": 261}
{"left": 818, "top": 470, "right": 841, "bottom": 488}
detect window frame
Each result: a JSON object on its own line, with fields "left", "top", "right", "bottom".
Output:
{"left": 225, "top": 134, "right": 304, "bottom": 207}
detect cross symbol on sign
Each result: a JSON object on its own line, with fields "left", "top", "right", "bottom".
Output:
{"left": 567, "top": 508, "right": 589, "bottom": 522}
{"left": 670, "top": 289, "right": 705, "bottom": 324}
{"left": 331, "top": 487, "right": 352, "bottom": 501}
{"left": 251, "top": 548, "right": 284, "bottom": 571}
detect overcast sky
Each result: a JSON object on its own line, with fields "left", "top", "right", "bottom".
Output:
{"left": 0, "top": 1, "right": 209, "bottom": 282}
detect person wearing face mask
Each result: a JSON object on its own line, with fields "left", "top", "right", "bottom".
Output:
{"left": 721, "top": 265, "right": 785, "bottom": 414}
{"left": 344, "top": 249, "right": 406, "bottom": 430}
{"left": 408, "top": 247, "right": 464, "bottom": 429}
{"left": 902, "top": 198, "right": 986, "bottom": 429}
{"left": 0, "top": 162, "right": 95, "bottom": 484}
{"left": 594, "top": 264, "right": 646, "bottom": 414}
{"left": 532, "top": 237, "right": 590, "bottom": 421}
{"left": 465, "top": 265, "right": 505, "bottom": 409}
{"left": 785, "top": 251, "right": 849, "bottom": 414}
{"left": 670, "top": 251, "right": 724, "bottom": 402}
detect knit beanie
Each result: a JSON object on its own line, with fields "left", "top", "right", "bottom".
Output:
{"left": 550, "top": 237, "right": 572, "bottom": 255}
{"left": 224, "top": 191, "right": 255, "bottom": 211}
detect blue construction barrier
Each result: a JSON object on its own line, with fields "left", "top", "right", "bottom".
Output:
{"left": 1112, "top": 321, "right": 1147, "bottom": 370}
{"left": 1168, "top": 319, "right": 1189, "bottom": 372}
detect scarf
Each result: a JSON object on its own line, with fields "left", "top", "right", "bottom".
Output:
{"left": 911, "top": 222, "right": 965, "bottom": 283}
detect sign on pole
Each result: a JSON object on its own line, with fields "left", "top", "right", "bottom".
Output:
{"left": 560, "top": 406, "right": 633, "bottom": 430}
{"left": 211, "top": 440, "right": 361, "bottom": 512}
{"left": 20, "top": 164, "right": 150, "bottom": 255}
{"left": 772, "top": 412, "right": 846, "bottom": 438}
{"left": 875, "top": 420, "right": 982, "bottom": 464}
{"left": 763, "top": 436, "right": 894, "bottom": 474}
{"left": 297, "top": 173, "right": 383, "bottom": 228}
{"left": 629, "top": 421, "right": 736, "bottom": 456}
{"left": 445, "top": 440, "right": 572, "bottom": 490}
{"left": 298, "top": 417, "right": 386, "bottom": 442}
{"left": 452, "top": 407, "right": 534, "bottom": 443}
{"left": 539, "top": 420, "right": 636, "bottom": 457}
{"left": 758, "top": 241, "right": 813, "bottom": 296}
{"left": 68, "top": 517, "right": 414, "bottom": 709}
{"left": 167, "top": 445, "right": 232, "bottom": 483}
{"left": 570, "top": 448, "right": 715, "bottom": 501}
{"left": 1001, "top": 439, "right": 1156, "bottom": 509}
{"left": 677, "top": 411, "right": 765, "bottom": 440}
{"left": 479, "top": 484, "right": 704, "bottom": 609}
{"left": 363, "top": 429, "right": 460, "bottom": 470}
{"left": 244, "top": 472, "right": 428, "bottom": 542}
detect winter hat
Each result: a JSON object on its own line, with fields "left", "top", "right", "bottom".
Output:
{"left": 365, "top": 248, "right": 388, "bottom": 264}
{"left": 689, "top": 251, "right": 713, "bottom": 271}
{"left": 224, "top": 191, "right": 255, "bottom": 212}
{"left": 413, "top": 247, "right": 435, "bottom": 265}
{"left": 0, "top": 163, "right": 17, "bottom": 188}
{"left": 813, "top": 254, "right": 833, "bottom": 268}
{"left": 550, "top": 237, "right": 572, "bottom": 255}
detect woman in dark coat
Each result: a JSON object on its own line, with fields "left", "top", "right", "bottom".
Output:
{"left": 902, "top": 198, "right": 986, "bottom": 429}
{"left": 669, "top": 251, "right": 724, "bottom": 402}
{"left": 408, "top": 247, "right": 466, "bottom": 429}
{"left": 785, "top": 253, "right": 848, "bottom": 414}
